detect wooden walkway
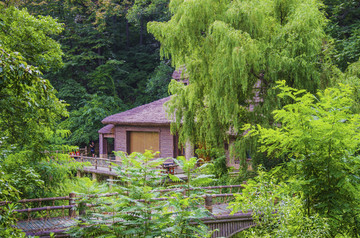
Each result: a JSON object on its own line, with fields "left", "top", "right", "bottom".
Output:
{"left": 203, "top": 213, "right": 255, "bottom": 238}
{"left": 15, "top": 208, "right": 255, "bottom": 238}
{"left": 4, "top": 184, "right": 255, "bottom": 237}
{"left": 75, "top": 155, "right": 191, "bottom": 181}
{"left": 16, "top": 217, "right": 77, "bottom": 237}
{"left": 74, "top": 155, "right": 239, "bottom": 181}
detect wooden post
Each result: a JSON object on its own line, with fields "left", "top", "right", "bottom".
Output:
{"left": 92, "top": 172, "right": 97, "bottom": 181}
{"left": 185, "top": 140, "right": 194, "bottom": 160}
{"left": 69, "top": 192, "right": 76, "bottom": 217}
{"left": 77, "top": 171, "right": 81, "bottom": 178}
{"left": 79, "top": 201, "right": 86, "bottom": 216}
{"left": 109, "top": 159, "right": 112, "bottom": 172}
{"left": 205, "top": 194, "right": 213, "bottom": 213}
{"left": 95, "top": 158, "right": 98, "bottom": 170}
{"left": 81, "top": 153, "right": 84, "bottom": 163}
{"left": 109, "top": 175, "right": 113, "bottom": 189}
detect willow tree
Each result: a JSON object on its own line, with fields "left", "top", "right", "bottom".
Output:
{"left": 148, "top": 0, "right": 334, "bottom": 161}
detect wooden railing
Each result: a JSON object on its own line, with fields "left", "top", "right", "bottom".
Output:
{"left": 158, "top": 184, "right": 245, "bottom": 193}
{"left": 0, "top": 193, "right": 76, "bottom": 221}
{"left": 1, "top": 184, "right": 245, "bottom": 222}
{"left": 70, "top": 154, "right": 121, "bottom": 172}
{"left": 70, "top": 155, "right": 179, "bottom": 175}
{"left": 156, "top": 184, "right": 245, "bottom": 204}
{"left": 69, "top": 192, "right": 238, "bottom": 217}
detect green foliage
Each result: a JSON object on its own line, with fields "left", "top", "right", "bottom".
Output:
{"left": 60, "top": 94, "right": 126, "bottom": 145}
{"left": 19, "top": 0, "right": 172, "bottom": 147}
{"left": 172, "top": 156, "right": 215, "bottom": 196}
{"left": 246, "top": 82, "right": 360, "bottom": 236}
{"left": 55, "top": 79, "right": 87, "bottom": 111}
{"left": 114, "top": 46, "right": 162, "bottom": 105}
{"left": 339, "top": 60, "right": 360, "bottom": 114}
{"left": 0, "top": 203, "right": 26, "bottom": 238}
{"left": 1, "top": 152, "right": 43, "bottom": 198}
{"left": 0, "top": 3, "right": 82, "bottom": 208}
{"left": 0, "top": 47, "right": 67, "bottom": 153}
{"left": 62, "top": 177, "right": 109, "bottom": 196}
{"left": 323, "top": 0, "right": 360, "bottom": 71}
{"left": 233, "top": 134, "right": 286, "bottom": 172}
{"left": 70, "top": 151, "right": 212, "bottom": 237}
{"left": 229, "top": 167, "right": 329, "bottom": 237}
{"left": 149, "top": 0, "right": 332, "bottom": 149}
{"left": 0, "top": 43, "right": 73, "bottom": 200}
{"left": 0, "top": 165, "right": 19, "bottom": 202}
{"left": 90, "top": 0, "right": 171, "bottom": 31}
{"left": 0, "top": 44, "right": 78, "bottom": 195}
{"left": 145, "top": 61, "right": 173, "bottom": 101}
{"left": 88, "top": 59, "right": 126, "bottom": 97}
{"left": 162, "top": 192, "right": 213, "bottom": 238}
{"left": 127, "top": 0, "right": 171, "bottom": 25}
{"left": 0, "top": 164, "right": 26, "bottom": 237}
{"left": 210, "top": 155, "right": 228, "bottom": 179}
{"left": 1, "top": 150, "right": 82, "bottom": 200}
{"left": 0, "top": 5, "right": 64, "bottom": 72}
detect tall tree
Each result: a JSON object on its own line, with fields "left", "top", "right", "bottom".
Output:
{"left": 0, "top": 5, "right": 75, "bottom": 200}
{"left": 0, "top": 5, "right": 66, "bottom": 153}
{"left": 0, "top": 5, "right": 63, "bottom": 72}
{"left": 23, "top": 0, "right": 172, "bottom": 145}
{"left": 323, "top": 0, "right": 360, "bottom": 71}
{"left": 246, "top": 82, "right": 360, "bottom": 236}
{"left": 148, "top": 0, "right": 333, "bottom": 156}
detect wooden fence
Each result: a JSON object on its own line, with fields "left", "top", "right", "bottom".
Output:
{"left": 70, "top": 154, "right": 121, "bottom": 172}
{"left": 0, "top": 184, "right": 252, "bottom": 237}
{"left": 1, "top": 185, "right": 245, "bottom": 221}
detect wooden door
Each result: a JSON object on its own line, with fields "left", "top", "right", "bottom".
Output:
{"left": 129, "top": 131, "right": 159, "bottom": 154}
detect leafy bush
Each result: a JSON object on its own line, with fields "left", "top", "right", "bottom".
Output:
{"left": 229, "top": 167, "right": 329, "bottom": 237}
{"left": 0, "top": 203, "right": 26, "bottom": 238}
{"left": 245, "top": 81, "right": 360, "bottom": 236}
{"left": 145, "top": 61, "right": 173, "bottom": 101}
{"left": 60, "top": 94, "right": 126, "bottom": 146}
{"left": 0, "top": 164, "right": 26, "bottom": 237}
{"left": 69, "top": 151, "right": 213, "bottom": 237}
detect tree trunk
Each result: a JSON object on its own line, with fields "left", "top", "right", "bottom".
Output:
{"left": 126, "top": 19, "right": 130, "bottom": 48}
{"left": 98, "top": 47, "right": 102, "bottom": 65}
{"left": 139, "top": 17, "right": 143, "bottom": 45}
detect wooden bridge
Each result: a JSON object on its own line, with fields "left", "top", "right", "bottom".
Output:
{"left": 73, "top": 155, "right": 192, "bottom": 182}
{"left": 3, "top": 185, "right": 256, "bottom": 237}
{"left": 73, "top": 155, "right": 239, "bottom": 182}
{"left": 73, "top": 155, "right": 120, "bottom": 179}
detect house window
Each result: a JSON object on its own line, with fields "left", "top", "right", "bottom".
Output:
{"left": 128, "top": 131, "right": 159, "bottom": 154}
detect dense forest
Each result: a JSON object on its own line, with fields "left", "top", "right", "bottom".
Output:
{"left": 2, "top": 0, "right": 360, "bottom": 237}
{"left": 2, "top": 0, "right": 360, "bottom": 146}
{"left": 16, "top": 0, "right": 174, "bottom": 146}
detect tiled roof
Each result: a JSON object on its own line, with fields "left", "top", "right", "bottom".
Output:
{"left": 172, "top": 66, "right": 188, "bottom": 80}
{"left": 98, "top": 124, "right": 114, "bottom": 134}
{"left": 101, "top": 97, "right": 172, "bottom": 126}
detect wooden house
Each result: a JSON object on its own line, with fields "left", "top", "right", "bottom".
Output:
{"left": 98, "top": 97, "right": 193, "bottom": 159}
{"left": 98, "top": 68, "right": 257, "bottom": 170}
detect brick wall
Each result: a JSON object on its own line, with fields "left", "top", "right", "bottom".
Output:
{"left": 114, "top": 125, "right": 175, "bottom": 158}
